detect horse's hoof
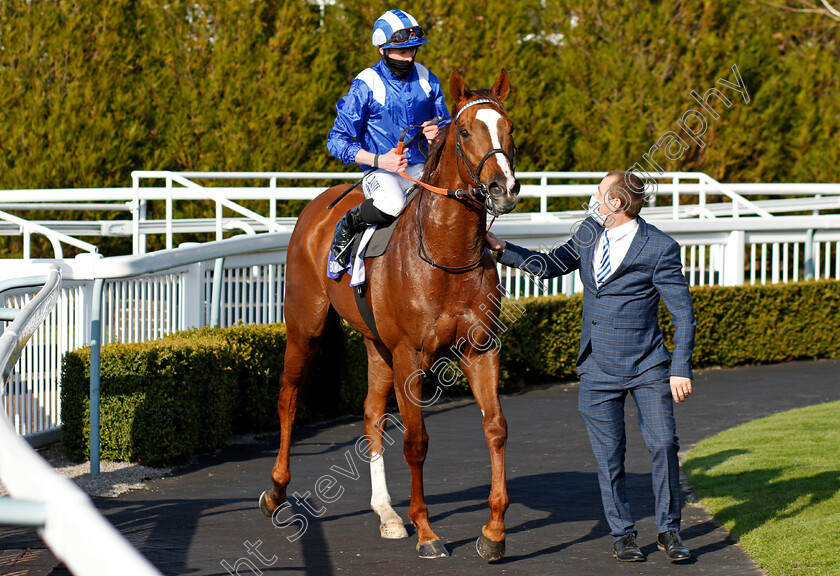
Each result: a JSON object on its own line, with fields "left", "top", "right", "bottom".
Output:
{"left": 259, "top": 491, "right": 276, "bottom": 518}
{"left": 417, "top": 539, "right": 449, "bottom": 558}
{"left": 476, "top": 533, "right": 506, "bottom": 561}
{"left": 380, "top": 519, "right": 408, "bottom": 539}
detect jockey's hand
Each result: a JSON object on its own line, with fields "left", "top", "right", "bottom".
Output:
{"left": 422, "top": 120, "right": 440, "bottom": 143}
{"left": 485, "top": 231, "right": 506, "bottom": 252}
{"left": 380, "top": 148, "right": 408, "bottom": 173}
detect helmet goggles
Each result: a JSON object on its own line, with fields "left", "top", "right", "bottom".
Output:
{"left": 387, "top": 26, "right": 424, "bottom": 46}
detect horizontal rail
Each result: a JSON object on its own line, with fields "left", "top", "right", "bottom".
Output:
{"left": 0, "top": 203, "right": 132, "bottom": 211}
{"left": 0, "top": 209, "right": 98, "bottom": 257}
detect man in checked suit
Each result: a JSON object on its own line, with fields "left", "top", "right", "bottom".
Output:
{"left": 486, "top": 171, "right": 696, "bottom": 562}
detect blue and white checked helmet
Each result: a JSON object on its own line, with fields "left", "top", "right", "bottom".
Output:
{"left": 371, "top": 9, "right": 428, "bottom": 50}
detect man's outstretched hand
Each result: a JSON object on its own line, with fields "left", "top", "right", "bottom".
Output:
{"left": 485, "top": 231, "right": 506, "bottom": 252}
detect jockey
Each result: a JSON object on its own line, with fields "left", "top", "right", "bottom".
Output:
{"left": 327, "top": 8, "right": 450, "bottom": 267}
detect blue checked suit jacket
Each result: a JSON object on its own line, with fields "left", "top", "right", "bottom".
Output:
{"left": 498, "top": 217, "right": 696, "bottom": 379}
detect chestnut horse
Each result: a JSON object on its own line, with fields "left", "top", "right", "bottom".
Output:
{"left": 260, "top": 69, "right": 520, "bottom": 560}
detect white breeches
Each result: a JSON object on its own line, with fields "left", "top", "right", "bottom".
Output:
{"left": 362, "top": 164, "right": 424, "bottom": 217}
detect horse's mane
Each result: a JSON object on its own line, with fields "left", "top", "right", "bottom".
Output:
{"left": 421, "top": 88, "right": 505, "bottom": 182}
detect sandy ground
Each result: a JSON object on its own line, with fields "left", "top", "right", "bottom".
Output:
{"left": 0, "top": 444, "right": 172, "bottom": 499}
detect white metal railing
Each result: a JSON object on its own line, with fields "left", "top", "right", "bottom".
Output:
{"left": 493, "top": 216, "right": 840, "bottom": 299}
{"left": 0, "top": 266, "right": 163, "bottom": 576}
{"left": 3, "top": 214, "right": 839, "bottom": 447}
{"left": 1, "top": 232, "right": 290, "bottom": 442}
{"left": 0, "top": 208, "right": 98, "bottom": 259}
{"left": 2, "top": 171, "right": 839, "bottom": 257}
{"left": 1, "top": 171, "right": 838, "bottom": 449}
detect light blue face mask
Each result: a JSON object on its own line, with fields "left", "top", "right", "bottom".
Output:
{"left": 587, "top": 194, "right": 607, "bottom": 226}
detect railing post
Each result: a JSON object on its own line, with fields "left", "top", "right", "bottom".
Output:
{"left": 89, "top": 278, "right": 105, "bottom": 476}
{"left": 216, "top": 200, "right": 223, "bottom": 242}
{"left": 805, "top": 229, "right": 815, "bottom": 280}
{"left": 183, "top": 259, "right": 203, "bottom": 329}
{"left": 267, "top": 262, "right": 276, "bottom": 325}
{"left": 699, "top": 177, "right": 706, "bottom": 219}
{"left": 723, "top": 230, "right": 745, "bottom": 286}
{"left": 540, "top": 176, "right": 548, "bottom": 215}
{"left": 23, "top": 227, "right": 31, "bottom": 259}
{"left": 139, "top": 193, "right": 148, "bottom": 255}
{"left": 672, "top": 177, "right": 679, "bottom": 219}
{"left": 210, "top": 258, "right": 226, "bottom": 328}
{"left": 132, "top": 173, "right": 140, "bottom": 255}
{"left": 270, "top": 177, "right": 278, "bottom": 227}
{"left": 564, "top": 271, "right": 576, "bottom": 296}
{"left": 166, "top": 176, "right": 173, "bottom": 250}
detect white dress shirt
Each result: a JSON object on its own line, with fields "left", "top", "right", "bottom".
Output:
{"left": 593, "top": 218, "right": 639, "bottom": 286}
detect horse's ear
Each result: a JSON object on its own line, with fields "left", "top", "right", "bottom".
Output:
{"left": 491, "top": 69, "right": 510, "bottom": 102}
{"left": 450, "top": 69, "right": 467, "bottom": 103}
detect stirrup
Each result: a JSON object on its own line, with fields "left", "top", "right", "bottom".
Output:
{"left": 332, "top": 239, "right": 354, "bottom": 267}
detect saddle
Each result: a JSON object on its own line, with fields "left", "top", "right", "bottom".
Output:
{"left": 336, "top": 186, "right": 420, "bottom": 341}
{"left": 358, "top": 186, "right": 419, "bottom": 259}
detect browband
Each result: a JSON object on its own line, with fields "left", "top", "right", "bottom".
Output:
{"left": 454, "top": 98, "right": 497, "bottom": 122}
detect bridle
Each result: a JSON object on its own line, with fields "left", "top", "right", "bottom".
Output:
{"left": 453, "top": 98, "right": 517, "bottom": 215}
{"left": 400, "top": 98, "right": 518, "bottom": 272}
{"left": 398, "top": 99, "right": 517, "bottom": 215}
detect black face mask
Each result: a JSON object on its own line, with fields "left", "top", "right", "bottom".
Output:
{"left": 382, "top": 54, "right": 414, "bottom": 79}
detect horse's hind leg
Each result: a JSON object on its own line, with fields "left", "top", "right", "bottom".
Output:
{"left": 392, "top": 345, "right": 449, "bottom": 558}
{"left": 363, "top": 338, "right": 408, "bottom": 539}
{"left": 260, "top": 305, "right": 333, "bottom": 517}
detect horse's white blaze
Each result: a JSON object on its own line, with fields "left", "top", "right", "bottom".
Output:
{"left": 370, "top": 451, "right": 407, "bottom": 538}
{"left": 475, "top": 108, "right": 515, "bottom": 190}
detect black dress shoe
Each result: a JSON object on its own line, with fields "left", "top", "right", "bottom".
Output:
{"left": 658, "top": 530, "right": 690, "bottom": 561}
{"left": 613, "top": 532, "right": 645, "bottom": 562}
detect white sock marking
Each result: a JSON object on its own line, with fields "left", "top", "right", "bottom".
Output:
{"left": 370, "top": 451, "right": 391, "bottom": 513}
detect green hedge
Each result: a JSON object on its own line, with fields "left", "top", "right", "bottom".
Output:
{"left": 61, "top": 280, "right": 840, "bottom": 465}
{"left": 61, "top": 322, "right": 366, "bottom": 466}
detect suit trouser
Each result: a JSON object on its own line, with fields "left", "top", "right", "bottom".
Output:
{"left": 577, "top": 354, "right": 681, "bottom": 541}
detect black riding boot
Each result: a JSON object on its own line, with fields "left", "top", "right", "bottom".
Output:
{"left": 330, "top": 204, "right": 367, "bottom": 268}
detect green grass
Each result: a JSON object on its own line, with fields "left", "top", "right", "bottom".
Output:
{"left": 684, "top": 401, "right": 840, "bottom": 576}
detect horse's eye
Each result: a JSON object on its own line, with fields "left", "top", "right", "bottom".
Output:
{"left": 459, "top": 128, "right": 469, "bottom": 138}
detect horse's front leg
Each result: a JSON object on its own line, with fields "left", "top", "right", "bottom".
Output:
{"left": 392, "top": 345, "right": 449, "bottom": 558}
{"left": 460, "top": 351, "right": 509, "bottom": 561}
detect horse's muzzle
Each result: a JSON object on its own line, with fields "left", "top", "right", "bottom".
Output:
{"left": 487, "top": 178, "right": 520, "bottom": 215}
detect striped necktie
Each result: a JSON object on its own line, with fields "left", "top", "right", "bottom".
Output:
{"left": 596, "top": 230, "right": 611, "bottom": 285}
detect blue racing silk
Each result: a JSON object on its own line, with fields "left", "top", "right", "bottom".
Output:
{"left": 327, "top": 59, "right": 450, "bottom": 169}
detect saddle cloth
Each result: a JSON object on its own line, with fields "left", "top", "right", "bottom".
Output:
{"left": 326, "top": 186, "right": 418, "bottom": 285}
